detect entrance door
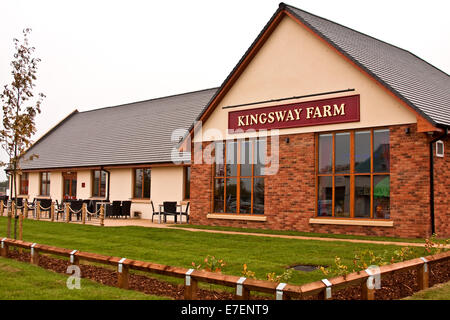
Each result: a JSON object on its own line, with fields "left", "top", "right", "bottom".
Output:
{"left": 63, "top": 172, "right": 77, "bottom": 200}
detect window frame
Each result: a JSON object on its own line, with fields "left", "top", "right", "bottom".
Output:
{"left": 40, "top": 172, "right": 51, "bottom": 196}
{"left": 133, "top": 168, "right": 151, "bottom": 199}
{"left": 183, "top": 166, "right": 191, "bottom": 200}
{"left": 19, "top": 172, "right": 29, "bottom": 195}
{"left": 212, "top": 138, "right": 266, "bottom": 215}
{"left": 315, "top": 128, "right": 390, "bottom": 220}
{"left": 92, "top": 170, "right": 107, "bottom": 198}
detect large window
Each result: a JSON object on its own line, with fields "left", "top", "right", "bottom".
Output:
{"left": 184, "top": 166, "right": 191, "bottom": 199}
{"left": 20, "top": 173, "right": 29, "bottom": 195}
{"left": 213, "top": 138, "right": 266, "bottom": 215}
{"left": 317, "top": 129, "right": 390, "bottom": 219}
{"left": 92, "top": 170, "right": 107, "bottom": 197}
{"left": 134, "top": 168, "right": 151, "bottom": 199}
{"left": 40, "top": 172, "right": 51, "bottom": 196}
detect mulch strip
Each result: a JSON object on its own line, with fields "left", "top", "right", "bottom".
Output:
{"left": 5, "top": 250, "right": 450, "bottom": 300}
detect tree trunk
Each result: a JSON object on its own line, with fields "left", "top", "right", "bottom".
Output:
{"left": 6, "top": 175, "right": 12, "bottom": 238}
{"left": 13, "top": 167, "right": 18, "bottom": 240}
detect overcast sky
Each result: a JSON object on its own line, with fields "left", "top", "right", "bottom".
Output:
{"left": 0, "top": 0, "right": 449, "bottom": 180}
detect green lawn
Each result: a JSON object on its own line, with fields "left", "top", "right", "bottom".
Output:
{"left": 404, "top": 281, "right": 450, "bottom": 300}
{"left": 0, "top": 217, "right": 433, "bottom": 286}
{"left": 0, "top": 256, "right": 166, "bottom": 300}
{"left": 169, "top": 224, "right": 430, "bottom": 243}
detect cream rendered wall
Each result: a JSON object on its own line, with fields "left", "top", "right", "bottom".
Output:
{"left": 108, "top": 166, "right": 185, "bottom": 220}
{"left": 49, "top": 171, "right": 62, "bottom": 201}
{"left": 27, "top": 172, "right": 40, "bottom": 200}
{"left": 109, "top": 168, "right": 133, "bottom": 200}
{"left": 198, "top": 16, "right": 417, "bottom": 142}
{"left": 76, "top": 170, "right": 93, "bottom": 200}
{"left": 13, "top": 171, "right": 48, "bottom": 201}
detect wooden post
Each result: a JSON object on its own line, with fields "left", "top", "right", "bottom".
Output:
{"left": 117, "top": 259, "right": 130, "bottom": 289}
{"left": 50, "top": 202, "right": 55, "bottom": 222}
{"left": 19, "top": 209, "right": 23, "bottom": 248}
{"left": 30, "top": 244, "right": 39, "bottom": 265}
{"left": 417, "top": 260, "right": 429, "bottom": 290}
{"left": 361, "top": 280, "right": 375, "bottom": 300}
{"left": 65, "top": 204, "right": 70, "bottom": 223}
{"left": 235, "top": 278, "right": 250, "bottom": 300}
{"left": 81, "top": 203, "right": 86, "bottom": 224}
{"left": 0, "top": 239, "right": 8, "bottom": 257}
{"left": 24, "top": 202, "right": 29, "bottom": 219}
{"left": 70, "top": 250, "right": 80, "bottom": 266}
{"left": 235, "top": 287, "right": 250, "bottom": 300}
{"left": 0, "top": 200, "right": 4, "bottom": 217}
{"left": 184, "top": 270, "right": 198, "bottom": 300}
{"left": 36, "top": 201, "right": 41, "bottom": 220}
{"left": 100, "top": 205, "right": 105, "bottom": 227}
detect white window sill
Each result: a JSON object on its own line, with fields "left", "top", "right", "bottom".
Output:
{"left": 207, "top": 214, "right": 267, "bottom": 222}
{"left": 309, "top": 218, "right": 394, "bottom": 227}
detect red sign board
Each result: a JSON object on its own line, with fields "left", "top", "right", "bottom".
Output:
{"left": 228, "top": 95, "right": 360, "bottom": 132}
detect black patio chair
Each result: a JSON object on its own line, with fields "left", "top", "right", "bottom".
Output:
{"left": 112, "top": 201, "right": 122, "bottom": 218}
{"left": 55, "top": 199, "right": 65, "bottom": 220}
{"left": 69, "top": 200, "right": 83, "bottom": 221}
{"left": 121, "top": 201, "right": 131, "bottom": 219}
{"left": 37, "top": 199, "right": 53, "bottom": 219}
{"left": 180, "top": 202, "right": 190, "bottom": 223}
{"left": 161, "top": 201, "right": 178, "bottom": 223}
{"left": 150, "top": 201, "right": 161, "bottom": 223}
{"left": 105, "top": 203, "right": 113, "bottom": 218}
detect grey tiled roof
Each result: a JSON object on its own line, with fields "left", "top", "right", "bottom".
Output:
{"left": 283, "top": 3, "right": 450, "bottom": 126}
{"left": 21, "top": 88, "right": 217, "bottom": 170}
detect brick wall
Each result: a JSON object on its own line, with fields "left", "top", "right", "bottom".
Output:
{"left": 190, "top": 124, "right": 447, "bottom": 238}
{"left": 434, "top": 136, "right": 450, "bottom": 238}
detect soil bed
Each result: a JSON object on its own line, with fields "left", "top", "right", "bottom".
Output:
{"left": 5, "top": 250, "right": 449, "bottom": 300}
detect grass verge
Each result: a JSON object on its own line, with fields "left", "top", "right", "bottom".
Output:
{"left": 0, "top": 217, "right": 434, "bottom": 286}
{"left": 0, "top": 256, "right": 166, "bottom": 300}
{"left": 404, "top": 281, "right": 450, "bottom": 300}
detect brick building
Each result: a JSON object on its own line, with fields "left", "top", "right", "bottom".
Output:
{"left": 185, "top": 3, "right": 449, "bottom": 238}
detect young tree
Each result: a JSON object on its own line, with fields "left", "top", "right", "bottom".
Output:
{"left": 0, "top": 28, "right": 45, "bottom": 239}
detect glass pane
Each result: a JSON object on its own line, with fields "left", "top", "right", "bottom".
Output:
{"left": 213, "top": 178, "right": 224, "bottom": 213}
{"left": 64, "top": 180, "right": 70, "bottom": 197}
{"left": 334, "top": 176, "right": 350, "bottom": 217}
{"left": 374, "top": 175, "right": 390, "bottom": 219}
{"left": 93, "top": 171, "right": 100, "bottom": 196}
{"left": 143, "top": 169, "right": 151, "bottom": 198}
{"left": 355, "top": 176, "right": 370, "bottom": 218}
{"left": 215, "top": 142, "right": 225, "bottom": 176}
{"left": 318, "top": 176, "right": 332, "bottom": 217}
{"left": 226, "top": 141, "right": 238, "bottom": 177}
{"left": 240, "top": 140, "right": 252, "bottom": 177}
{"left": 239, "top": 178, "right": 252, "bottom": 213}
{"left": 100, "top": 171, "right": 107, "bottom": 197}
{"left": 134, "top": 169, "right": 143, "bottom": 198}
{"left": 225, "top": 178, "right": 237, "bottom": 213}
{"left": 355, "top": 131, "right": 371, "bottom": 173}
{"left": 335, "top": 133, "right": 350, "bottom": 173}
{"left": 319, "top": 134, "right": 332, "bottom": 174}
{"left": 71, "top": 179, "right": 77, "bottom": 197}
{"left": 254, "top": 138, "right": 266, "bottom": 176}
{"left": 253, "top": 177, "right": 264, "bottom": 214}
{"left": 374, "top": 129, "right": 390, "bottom": 173}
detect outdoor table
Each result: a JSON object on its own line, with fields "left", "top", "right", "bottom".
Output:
{"left": 158, "top": 203, "right": 184, "bottom": 224}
